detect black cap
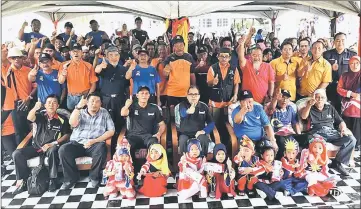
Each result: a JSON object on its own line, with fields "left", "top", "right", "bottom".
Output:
{"left": 173, "top": 35, "right": 184, "bottom": 44}
{"left": 102, "top": 39, "right": 112, "bottom": 45}
{"left": 89, "top": 45, "right": 97, "bottom": 50}
{"left": 198, "top": 46, "right": 207, "bottom": 54}
{"left": 281, "top": 89, "right": 291, "bottom": 98}
{"left": 71, "top": 43, "right": 82, "bottom": 51}
{"left": 55, "top": 35, "right": 64, "bottom": 42}
{"left": 137, "top": 48, "right": 149, "bottom": 55}
{"left": 39, "top": 53, "right": 52, "bottom": 63}
{"left": 64, "top": 22, "right": 73, "bottom": 28}
{"left": 137, "top": 85, "right": 150, "bottom": 93}
{"left": 239, "top": 90, "right": 253, "bottom": 100}
{"left": 89, "top": 20, "right": 98, "bottom": 25}
{"left": 219, "top": 47, "right": 232, "bottom": 55}
{"left": 59, "top": 46, "right": 70, "bottom": 52}
{"left": 44, "top": 43, "right": 55, "bottom": 51}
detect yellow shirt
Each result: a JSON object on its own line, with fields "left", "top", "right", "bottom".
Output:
{"left": 298, "top": 56, "right": 332, "bottom": 96}
{"left": 270, "top": 56, "right": 301, "bottom": 101}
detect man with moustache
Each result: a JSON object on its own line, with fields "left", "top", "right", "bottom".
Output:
{"left": 237, "top": 37, "right": 275, "bottom": 104}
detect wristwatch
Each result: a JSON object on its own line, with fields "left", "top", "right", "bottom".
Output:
{"left": 75, "top": 106, "right": 82, "bottom": 110}
{"left": 52, "top": 141, "right": 59, "bottom": 145}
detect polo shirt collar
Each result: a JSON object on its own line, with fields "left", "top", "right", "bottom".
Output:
{"left": 311, "top": 56, "right": 324, "bottom": 63}
{"left": 86, "top": 107, "right": 101, "bottom": 117}
{"left": 45, "top": 112, "right": 59, "bottom": 120}
{"left": 135, "top": 102, "right": 149, "bottom": 109}
{"left": 311, "top": 103, "right": 329, "bottom": 112}
{"left": 280, "top": 56, "right": 293, "bottom": 64}
{"left": 218, "top": 62, "right": 230, "bottom": 69}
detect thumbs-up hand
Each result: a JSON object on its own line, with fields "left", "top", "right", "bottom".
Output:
{"left": 70, "top": 29, "right": 75, "bottom": 36}
{"left": 52, "top": 30, "right": 57, "bottom": 37}
{"left": 307, "top": 94, "right": 316, "bottom": 106}
{"left": 213, "top": 74, "right": 219, "bottom": 86}
{"left": 34, "top": 98, "right": 42, "bottom": 111}
{"left": 125, "top": 97, "right": 133, "bottom": 108}
{"left": 76, "top": 95, "right": 88, "bottom": 109}
{"left": 332, "top": 60, "right": 339, "bottom": 71}
{"left": 186, "top": 102, "right": 196, "bottom": 114}
{"left": 198, "top": 58, "right": 205, "bottom": 67}
{"left": 22, "top": 21, "right": 28, "bottom": 28}
{"left": 29, "top": 64, "right": 39, "bottom": 76}
{"left": 101, "top": 58, "right": 107, "bottom": 69}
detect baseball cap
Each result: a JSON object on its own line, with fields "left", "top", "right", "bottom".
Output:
{"left": 89, "top": 20, "right": 98, "bottom": 25}
{"left": 71, "top": 43, "right": 82, "bottom": 51}
{"left": 198, "top": 46, "right": 207, "bottom": 54}
{"left": 219, "top": 47, "right": 232, "bottom": 55}
{"left": 107, "top": 46, "right": 118, "bottom": 53}
{"left": 137, "top": 48, "right": 149, "bottom": 55}
{"left": 39, "top": 53, "right": 52, "bottom": 63}
{"left": 132, "top": 44, "right": 142, "bottom": 51}
{"left": 137, "top": 85, "right": 150, "bottom": 93}
{"left": 239, "top": 90, "right": 253, "bottom": 100}
{"left": 44, "top": 43, "right": 56, "bottom": 51}
{"left": 64, "top": 22, "right": 73, "bottom": 28}
{"left": 173, "top": 35, "right": 184, "bottom": 44}
{"left": 350, "top": 56, "right": 360, "bottom": 63}
{"left": 59, "top": 46, "right": 69, "bottom": 53}
{"left": 281, "top": 89, "right": 291, "bottom": 98}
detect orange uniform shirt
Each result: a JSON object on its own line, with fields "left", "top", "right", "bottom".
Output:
{"left": 151, "top": 58, "right": 167, "bottom": 96}
{"left": 58, "top": 60, "right": 98, "bottom": 94}
{"left": 207, "top": 63, "right": 241, "bottom": 108}
{"left": 2, "top": 114, "right": 15, "bottom": 136}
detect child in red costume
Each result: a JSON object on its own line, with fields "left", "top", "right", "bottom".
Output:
{"left": 233, "top": 136, "right": 259, "bottom": 196}
{"left": 206, "top": 143, "right": 236, "bottom": 199}
{"left": 103, "top": 138, "right": 136, "bottom": 200}
{"left": 298, "top": 135, "right": 341, "bottom": 197}
{"left": 137, "top": 143, "right": 171, "bottom": 197}
{"left": 177, "top": 139, "right": 208, "bottom": 200}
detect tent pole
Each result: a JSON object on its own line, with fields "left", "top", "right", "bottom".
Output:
{"left": 330, "top": 12, "right": 338, "bottom": 37}
{"left": 358, "top": 13, "right": 361, "bottom": 55}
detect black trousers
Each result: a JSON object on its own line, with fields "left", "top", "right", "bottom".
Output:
{"left": 326, "top": 82, "right": 341, "bottom": 113}
{"left": 12, "top": 145, "right": 60, "bottom": 180}
{"left": 1, "top": 134, "right": 17, "bottom": 164}
{"left": 59, "top": 141, "right": 107, "bottom": 183}
{"left": 275, "top": 134, "right": 311, "bottom": 160}
{"left": 102, "top": 94, "right": 125, "bottom": 155}
{"left": 343, "top": 116, "right": 360, "bottom": 147}
{"left": 11, "top": 107, "right": 30, "bottom": 145}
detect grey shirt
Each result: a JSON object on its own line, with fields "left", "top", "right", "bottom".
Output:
{"left": 70, "top": 107, "right": 115, "bottom": 144}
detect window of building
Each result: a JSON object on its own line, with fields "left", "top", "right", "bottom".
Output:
{"left": 206, "top": 19, "right": 212, "bottom": 28}
{"left": 223, "top": 18, "right": 228, "bottom": 27}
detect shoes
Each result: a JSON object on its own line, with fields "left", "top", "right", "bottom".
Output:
{"left": 61, "top": 181, "right": 76, "bottom": 190}
{"left": 48, "top": 179, "right": 58, "bottom": 192}
{"left": 330, "top": 161, "right": 349, "bottom": 176}
{"left": 91, "top": 179, "right": 100, "bottom": 188}
{"left": 13, "top": 181, "right": 27, "bottom": 195}
{"left": 227, "top": 193, "right": 234, "bottom": 197}
{"left": 1, "top": 165, "right": 6, "bottom": 177}
{"left": 257, "top": 189, "right": 267, "bottom": 199}
{"left": 237, "top": 190, "right": 245, "bottom": 196}
{"left": 109, "top": 193, "right": 118, "bottom": 199}
{"left": 274, "top": 191, "right": 285, "bottom": 200}
{"left": 209, "top": 191, "right": 216, "bottom": 198}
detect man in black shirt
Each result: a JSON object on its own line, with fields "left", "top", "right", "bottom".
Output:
{"left": 323, "top": 32, "right": 357, "bottom": 113}
{"left": 131, "top": 17, "right": 149, "bottom": 46}
{"left": 95, "top": 46, "right": 129, "bottom": 155}
{"left": 12, "top": 94, "right": 71, "bottom": 194}
{"left": 188, "top": 32, "right": 197, "bottom": 61}
{"left": 300, "top": 89, "right": 356, "bottom": 176}
{"left": 120, "top": 86, "right": 166, "bottom": 162}
{"left": 176, "top": 86, "right": 215, "bottom": 156}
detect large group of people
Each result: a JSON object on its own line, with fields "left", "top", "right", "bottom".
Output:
{"left": 1, "top": 16, "right": 360, "bottom": 201}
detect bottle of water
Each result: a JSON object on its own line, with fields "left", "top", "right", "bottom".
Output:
{"left": 101, "top": 170, "right": 108, "bottom": 185}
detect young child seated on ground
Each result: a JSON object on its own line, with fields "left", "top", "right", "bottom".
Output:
{"left": 254, "top": 140, "right": 289, "bottom": 200}
{"left": 298, "top": 135, "right": 341, "bottom": 197}
{"left": 103, "top": 138, "right": 136, "bottom": 200}
{"left": 137, "top": 143, "right": 171, "bottom": 197}
{"left": 281, "top": 137, "right": 308, "bottom": 196}
{"left": 234, "top": 136, "right": 259, "bottom": 196}
{"left": 177, "top": 139, "right": 208, "bottom": 200}
{"left": 206, "top": 143, "right": 236, "bottom": 199}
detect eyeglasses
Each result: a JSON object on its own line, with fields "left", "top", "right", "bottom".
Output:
{"left": 10, "top": 56, "right": 23, "bottom": 59}
{"left": 188, "top": 93, "right": 199, "bottom": 96}
{"left": 219, "top": 55, "right": 230, "bottom": 59}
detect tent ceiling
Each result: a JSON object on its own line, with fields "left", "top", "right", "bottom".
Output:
{"left": 1, "top": 1, "right": 361, "bottom": 20}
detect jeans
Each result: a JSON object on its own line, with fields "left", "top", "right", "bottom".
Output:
{"left": 67, "top": 95, "right": 82, "bottom": 111}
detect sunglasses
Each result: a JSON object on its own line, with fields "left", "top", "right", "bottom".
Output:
{"left": 10, "top": 56, "right": 23, "bottom": 59}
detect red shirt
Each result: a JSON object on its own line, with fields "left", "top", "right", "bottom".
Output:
{"left": 241, "top": 60, "right": 275, "bottom": 103}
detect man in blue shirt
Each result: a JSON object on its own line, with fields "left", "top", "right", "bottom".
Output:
{"left": 28, "top": 53, "right": 65, "bottom": 104}
{"left": 232, "top": 90, "right": 278, "bottom": 151}
{"left": 85, "top": 20, "right": 109, "bottom": 48}
{"left": 18, "top": 19, "right": 45, "bottom": 44}
{"left": 125, "top": 48, "right": 161, "bottom": 105}
{"left": 59, "top": 22, "right": 77, "bottom": 45}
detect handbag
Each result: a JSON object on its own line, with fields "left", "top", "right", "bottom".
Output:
{"left": 27, "top": 155, "right": 50, "bottom": 195}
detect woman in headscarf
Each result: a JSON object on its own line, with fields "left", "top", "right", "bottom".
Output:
{"left": 206, "top": 143, "right": 236, "bottom": 199}
{"left": 337, "top": 55, "right": 361, "bottom": 151}
{"left": 137, "top": 143, "right": 171, "bottom": 197}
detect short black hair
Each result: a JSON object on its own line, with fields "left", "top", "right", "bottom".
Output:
{"left": 86, "top": 92, "right": 102, "bottom": 103}
{"left": 298, "top": 37, "right": 310, "bottom": 46}
{"left": 135, "top": 17, "right": 142, "bottom": 22}
{"left": 45, "top": 94, "right": 59, "bottom": 103}
{"left": 260, "top": 146, "right": 275, "bottom": 156}
{"left": 146, "top": 42, "right": 155, "bottom": 48}
{"left": 188, "top": 32, "right": 194, "bottom": 36}
{"left": 280, "top": 41, "right": 293, "bottom": 50}
{"left": 312, "top": 41, "right": 325, "bottom": 49}
{"left": 256, "top": 39, "right": 264, "bottom": 44}
{"left": 334, "top": 32, "right": 346, "bottom": 40}
{"left": 220, "top": 37, "right": 232, "bottom": 47}
{"left": 263, "top": 48, "right": 273, "bottom": 56}
{"left": 31, "top": 19, "right": 40, "bottom": 25}
{"left": 187, "top": 85, "right": 200, "bottom": 94}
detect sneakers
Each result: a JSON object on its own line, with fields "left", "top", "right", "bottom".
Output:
{"left": 48, "top": 179, "right": 58, "bottom": 192}
{"left": 209, "top": 191, "right": 216, "bottom": 198}
{"left": 91, "top": 180, "right": 100, "bottom": 188}
{"left": 257, "top": 189, "right": 267, "bottom": 199}
{"left": 274, "top": 191, "right": 285, "bottom": 200}
{"left": 61, "top": 181, "right": 76, "bottom": 190}
{"left": 330, "top": 161, "right": 349, "bottom": 176}
{"left": 13, "top": 181, "right": 27, "bottom": 195}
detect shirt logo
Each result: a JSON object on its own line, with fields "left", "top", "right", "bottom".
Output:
{"left": 244, "top": 116, "right": 248, "bottom": 122}
{"left": 256, "top": 116, "right": 260, "bottom": 119}
{"left": 148, "top": 113, "right": 154, "bottom": 116}
{"left": 199, "top": 111, "right": 205, "bottom": 114}
{"left": 326, "top": 114, "right": 332, "bottom": 118}
{"left": 53, "top": 79, "right": 58, "bottom": 81}
{"left": 135, "top": 110, "right": 139, "bottom": 115}
{"left": 150, "top": 74, "right": 154, "bottom": 77}
{"left": 31, "top": 35, "right": 34, "bottom": 39}
{"left": 136, "top": 71, "right": 140, "bottom": 76}
{"left": 40, "top": 76, "right": 44, "bottom": 81}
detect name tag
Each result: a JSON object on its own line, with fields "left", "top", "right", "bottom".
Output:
{"left": 199, "top": 111, "right": 205, "bottom": 114}
{"left": 150, "top": 74, "right": 154, "bottom": 77}
{"left": 53, "top": 79, "right": 58, "bottom": 81}
{"left": 148, "top": 113, "right": 154, "bottom": 116}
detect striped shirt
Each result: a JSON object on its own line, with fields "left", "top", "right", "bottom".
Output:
{"left": 70, "top": 107, "right": 115, "bottom": 144}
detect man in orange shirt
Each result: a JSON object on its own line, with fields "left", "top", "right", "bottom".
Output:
{"left": 2, "top": 48, "right": 36, "bottom": 145}
{"left": 58, "top": 43, "right": 98, "bottom": 110}
{"left": 237, "top": 37, "right": 275, "bottom": 104}
{"left": 163, "top": 35, "right": 196, "bottom": 113}
{"left": 150, "top": 43, "right": 168, "bottom": 107}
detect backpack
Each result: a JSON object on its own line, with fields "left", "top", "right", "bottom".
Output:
{"left": 27, "top": 155, "right": 49, "bottom": 195}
